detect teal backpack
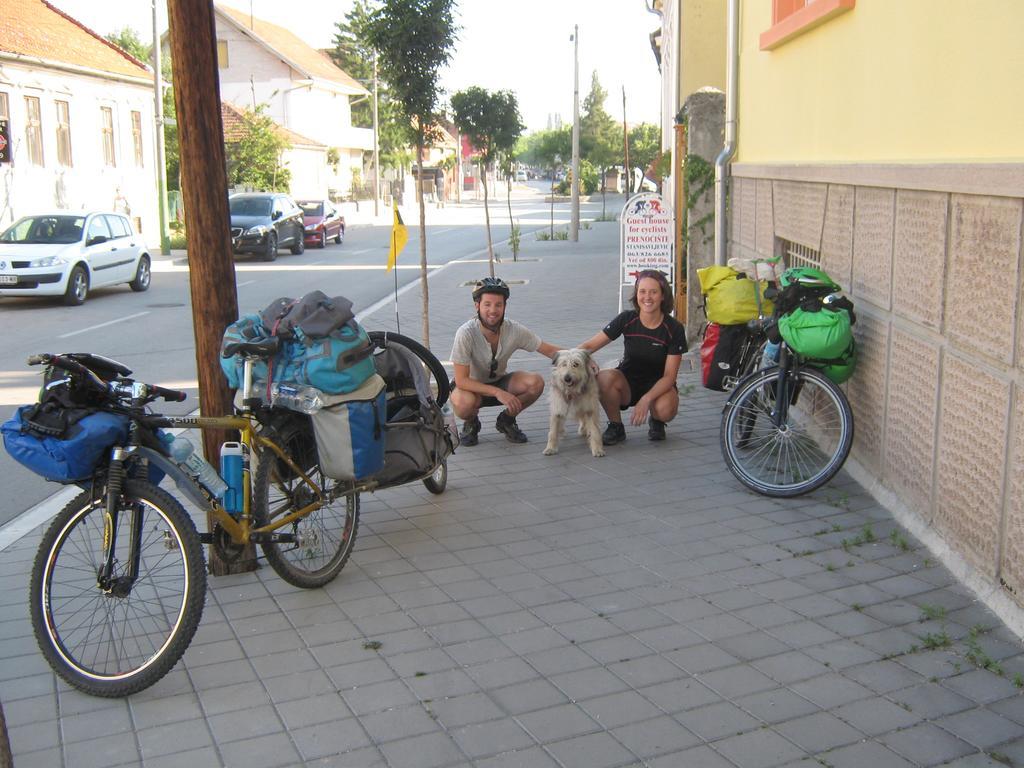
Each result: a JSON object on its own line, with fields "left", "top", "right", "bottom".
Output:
{"left": 221, "top": 292, "right": 376, "bottom": 396}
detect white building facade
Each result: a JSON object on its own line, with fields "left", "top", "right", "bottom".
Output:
{"left": 0, "top": 10, "right": 157, "bottom": 237}
{"left": 212, "top": 5, "right": 373, "bottom": 200}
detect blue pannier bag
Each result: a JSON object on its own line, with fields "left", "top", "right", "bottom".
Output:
{"left": 2, "top": 406, "right": 129, "bottom": 483}
{"left": 310, "top": 375, "right": 387, "bottom": 481}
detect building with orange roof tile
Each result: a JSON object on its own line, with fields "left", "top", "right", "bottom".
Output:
{"left": 0, "top": 0, "right": 158, "bottom": 236}
{"left": 210, "top": 4, "right": 372, "bottom": 200}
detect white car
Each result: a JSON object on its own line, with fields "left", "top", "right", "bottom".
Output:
{"left": 0, "top": 212, "right": 151, "bottom": 305}
{"left": 515, "top": 169, "right": 528, "bottom": 182}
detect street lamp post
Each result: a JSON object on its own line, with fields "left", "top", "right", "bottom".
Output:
{"left": 152, "top": 0, "right": 170, "bottom": 255}
{"left": 570, "top": 24, "right": 580, "bottom": 242}
{"left": 372, "top": 54, "right": 380, "bottom": 217}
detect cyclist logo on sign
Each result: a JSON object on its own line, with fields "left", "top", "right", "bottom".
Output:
{"left": 628, "top": 198, "right": 663, "bottom": 217}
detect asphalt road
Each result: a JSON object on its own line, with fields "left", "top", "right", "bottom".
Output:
{"left": 0, "top": 185, "right": 616, "bottom": 523}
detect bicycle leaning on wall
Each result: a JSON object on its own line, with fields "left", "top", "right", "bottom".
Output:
{"left": 720, "top": 267, "right": 858, "bottom": 498}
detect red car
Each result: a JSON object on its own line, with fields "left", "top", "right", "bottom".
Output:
{"left": 297, "top": 200, "right": 345, "bottom": 248}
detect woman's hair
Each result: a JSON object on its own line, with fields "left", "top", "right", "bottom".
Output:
{"left": 630, "top": 270, "right": 674, "bottom": 315}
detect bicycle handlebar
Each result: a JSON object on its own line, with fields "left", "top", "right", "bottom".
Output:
{"left": 28, "top": 353, "right": 188, "bottom": 403}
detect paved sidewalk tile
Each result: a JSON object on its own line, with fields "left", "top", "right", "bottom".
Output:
{"left": 2, "top": 206, "right": 1022, "bottom": 768}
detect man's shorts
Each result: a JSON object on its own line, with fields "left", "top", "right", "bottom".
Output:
{"left": 455, "top": 373, "right": 515, "bottom": 408}
{"left": 618, "top": 368, "right": 677, "bottom": 409}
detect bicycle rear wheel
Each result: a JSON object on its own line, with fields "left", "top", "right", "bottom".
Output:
{"left": 30, "top": 480, "right": 206, "bottom": 697}
{"left": 720, "top": 365, "right": 853, "bottom": 497}
{"left": 253, "top": 417, "right": 360, "bottom": 589}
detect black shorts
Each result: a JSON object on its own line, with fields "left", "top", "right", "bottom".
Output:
{"left": 618, "top": 368, "right": 676, "bottom": 409}
{"left": 456, "top": 373, "right": 514, "bottom": 408}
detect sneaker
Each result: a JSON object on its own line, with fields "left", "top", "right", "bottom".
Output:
{"left": 460, "top": 416, "right": 481, "bottom": 447}
{"left": 495, "top": 411, "right": 528, "bottom": 443}
{"left": 648, "top": 419, "right": 666, "bottom": 441}
{"left": 602, "top": 421, "right": 626, "bottom": 446}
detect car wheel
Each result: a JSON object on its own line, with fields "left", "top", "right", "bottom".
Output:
{"left": 319, "top": 231, "right": 327, "bottom": 249}
{"left": 335, "top": 226, "right": 344, "bottom": 245}
{"left": 63, "top": 265, "right": 89, "bottom": 306}
{"left": 129, "top": 255, "right": 151, "bottom": 292}
{"left": 290, "top": 232, "right": 305, "bottom": 255}
{"left": 263, "top": 232, "right": 278, "bottom": 262}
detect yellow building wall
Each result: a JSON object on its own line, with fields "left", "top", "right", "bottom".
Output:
{"left": 680, "top": 0, "right": 726, "bottom": 97}
{"left": 737, "top": 0, "right": 1024, "bottom": 163}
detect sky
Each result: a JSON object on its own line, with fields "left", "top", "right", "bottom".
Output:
{"left": 47, "top": 0, "right": 663, "bottom": 133}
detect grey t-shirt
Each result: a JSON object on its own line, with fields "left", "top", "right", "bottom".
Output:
{"left": 450, "top": 317, "right": 542, "bottom": 383}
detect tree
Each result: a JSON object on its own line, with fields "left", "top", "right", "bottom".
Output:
{"left": 628, "top": 123, "right": 661, "bottom": 193}
{"left": 225, "top": 106, "right": 292, "bottom": 192}
{"left": 451, "top": 87, "right": 524, "bottom": 276}
{"left": 518, "top": 128, "right": 571, "bottom": 237}
{"left": 579, "top": 72, "right": 619, "bottom": 216}
{"left": 365, "top": 0, "right": 458, "bottom": 347}
{"left": 105, "top": 27, "right": 151, "bottom": 64}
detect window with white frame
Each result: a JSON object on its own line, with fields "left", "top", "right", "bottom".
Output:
{"left": 131, "top": 110, "right": 143, "bottom": 166}
{"left": 101, "top": 106, "right": 116, "bottom": 166}
{"left": 56, "top": 100, "right": 73, "bottom": 167}
{"left": 25, "top": 96, "right": 44, "bottom": 166}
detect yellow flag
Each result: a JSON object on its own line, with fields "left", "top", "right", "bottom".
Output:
{"left": 387, "top": 200, "right": 408, "bottom": 271}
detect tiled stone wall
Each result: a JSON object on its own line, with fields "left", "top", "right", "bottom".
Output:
{"left": 821, "top": 185, "right": 854, "bottom": 289}
{"left": 947, "top": 196, "right": 1022, "bottom": 366}
{"left": 936, "top": 355, "right": 1009, "bottom": 576}
{"left": 893, "top": 191, "right": 947, "bottom": 331}
{"left": 1004, "top": 391, "right": 1024, "bottom": 595}
{"left": 846, "top": 311, "right": 888, "bottom": 476}
{"left": 727, "top": 170, "right": 1024, "bottom": 608}
{"left": 852, "top": 187, "right": 895, "bottom": 311}
{"left": 884, "top": 328, "right": 940, "bottom": 517}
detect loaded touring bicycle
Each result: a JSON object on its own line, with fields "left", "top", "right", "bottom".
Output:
{"left": 4, "top": 292, "right": 455, "bottom": 697}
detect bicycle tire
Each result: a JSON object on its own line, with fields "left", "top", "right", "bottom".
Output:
{"left": 422, "top": 458, "right": 448, "bottom": 495}
{"left": 30, "top": 480, "right": 206, "bottom": 697}
{"left": 720, "top": 365, "right": 853, "bottom": 497}
{"left": 252, "top": 418, "right": 360, "bottom": 589}
{"left": 368, "top": 331, "right": 450, "bottom": 408}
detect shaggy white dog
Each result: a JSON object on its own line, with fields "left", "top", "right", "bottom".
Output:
{"left": 543, "top": 348, "right": 604, "bottom": 458}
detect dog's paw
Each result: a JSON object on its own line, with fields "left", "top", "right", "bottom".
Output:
{"left": 542, "top": 446, "right": 558, "bottom": 456}
{"left": 591, "top": 448, "right": 606, "bottom": 458}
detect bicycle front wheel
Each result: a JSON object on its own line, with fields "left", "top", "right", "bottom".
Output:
{"left": 720, "top": 365, "right": 853, "bottom": 497}
{"left": 30, "top": 480, "right": 206, "bottom": 697}
{"left": 253, "top": 418, "right": 360, "bottom": 589}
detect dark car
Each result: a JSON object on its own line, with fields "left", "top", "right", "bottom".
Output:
{"left": 297, "top": 200, "right": 345, "bottom": 248}
{"left": 229, "top": 192, "right": 305, "bottom": 261}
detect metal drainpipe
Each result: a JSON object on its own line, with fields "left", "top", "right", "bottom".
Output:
{"left": 714, "top": 0, "right": 739, "bottom": 266}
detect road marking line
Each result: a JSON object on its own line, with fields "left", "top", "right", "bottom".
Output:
{"left": 0, "top": 486, "right": 79, "bottom": 552}
{"left": 58, "top": 311, "right": 151, "bottom": 339}
{"left": 237, "top": 280, "right": 256, "bottom": 287}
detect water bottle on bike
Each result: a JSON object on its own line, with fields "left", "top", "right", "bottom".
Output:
{"left": 164, "top": 433, "right": 229, "bottom": 497}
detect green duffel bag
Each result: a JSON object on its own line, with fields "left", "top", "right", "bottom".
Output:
{"left": 807, "top": 339, "right": 857, "bottom": 385}
{"left": 778, "top": 304, "right": 853, "bottom": 361}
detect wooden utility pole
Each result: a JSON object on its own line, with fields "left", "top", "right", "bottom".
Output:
{"left": 167, "top": 0, "right": 252, "bottom": 575}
